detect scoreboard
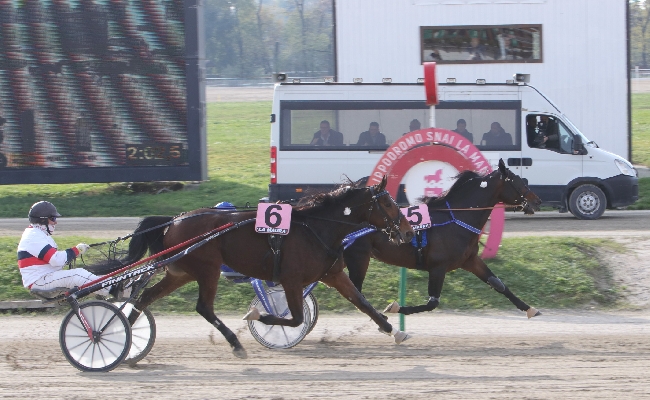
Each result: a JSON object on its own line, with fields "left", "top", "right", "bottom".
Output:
{"left": 0, "top": 0, "right": 206, "bottom": 184}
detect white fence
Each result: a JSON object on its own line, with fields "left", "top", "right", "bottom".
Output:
{"left": 632, "top": 66, "right": 650, "bottom": 79}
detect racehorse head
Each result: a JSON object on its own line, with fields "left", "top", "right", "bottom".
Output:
{"left": 298, "top": 175, "right": 414, "bottom": 244}
{"left": 496, "top": 159, "right": 541, "bottom": 215}
{"left": 366, "top": 175, "right": 414, "bottom": 244}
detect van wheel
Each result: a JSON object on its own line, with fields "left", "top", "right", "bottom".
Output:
{"left": 568, "top": 184, "right": 606, "bottom": 220}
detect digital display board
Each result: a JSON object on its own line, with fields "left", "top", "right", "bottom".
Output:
{"left": 0, "top": 0, "right": 206, "bottom": 184}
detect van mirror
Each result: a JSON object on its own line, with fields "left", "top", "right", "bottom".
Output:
{"left": 572, "top": 135, "right": 585, "bottom": 155}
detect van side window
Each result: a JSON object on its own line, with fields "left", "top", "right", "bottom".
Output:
{"left": 526, "top": 114, "right": 574, "bottom": 154}
{"left": 280, "top": 100, "right": 521, "bottom": 152}
{"left": 280, "top": 101, "right": 430, "bottom": 151}
{"left": 437, "top": 101, "right": 521, "bottom": 152}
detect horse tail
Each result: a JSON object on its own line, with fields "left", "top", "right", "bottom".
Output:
{"left": 125, "top": 216, "right": 174, "bottom": 264}
{"left": 84, "top": 216, "right": 173, "bottom": 275}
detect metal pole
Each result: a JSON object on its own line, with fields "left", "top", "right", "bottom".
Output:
{"left": 399, "top": 267, "right": 407, "bottom": 330}
{"left": 429, "top": 105, "right": 436, "bottom": 128}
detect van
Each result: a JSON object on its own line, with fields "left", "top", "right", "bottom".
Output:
{"left": 268, "top": 80, "right": 639, "bottom": 220}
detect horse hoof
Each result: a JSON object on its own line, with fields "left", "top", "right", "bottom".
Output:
{"left": 383, "top": 301, "right": 401, "bottom": 314}
{"left": 393, "top": 330, "right": 411, "bottom": 344}
{"left": 243, "top": 308, "right": 261, "bottom": 321}
{"left": 233, "top": 347, "right": 248, "bottom": 359}
{"left": 526, "top": 307, "right": 542, "bottom": 319}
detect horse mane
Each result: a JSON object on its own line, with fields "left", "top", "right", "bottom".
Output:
{"left": 295, "top": 178, "right": 364, "bottom": 213}
{"left": 421, "top": 170, "right": 484, "bottom": 206}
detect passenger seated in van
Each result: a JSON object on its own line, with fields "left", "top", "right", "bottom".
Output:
{"left": 481, "top": 122, "right": 513, "bottom": 146}
{"left": 452, "top": 119, "right": 473, "bottom": 143}
{"left": 533, "top": 115, "right": 559, "bottom": 149}
{"left": 356, "top": 122, "right": 386, "bottom": 146}
{"left": 402, "top": 119, "right": 421, "bottom": 136}
{"left": 310, "top": 120, "right": 344, "bottom": 146}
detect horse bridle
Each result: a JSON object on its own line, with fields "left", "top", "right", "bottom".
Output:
{"left": 366, "top": 186, "right": 407, "bottom": 243}
{"left": 503, "top": 169, "right": 533, "bottom": 212}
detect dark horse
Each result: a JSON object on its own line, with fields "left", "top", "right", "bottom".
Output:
{"left": 117, "top": 176, "right": 414, "bottom": 358}
{"left": 343, "top": 159, "right": 543, "bottom": 318}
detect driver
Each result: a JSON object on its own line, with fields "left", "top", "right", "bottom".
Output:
{"left": 16, "top": 201, "right": 122, "bottom": 297}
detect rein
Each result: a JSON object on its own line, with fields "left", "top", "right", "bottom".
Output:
{"left": 88, "top": 211, "right": 226, "bottom": 247}
{"left": 74, "top": 220, "right": 250, "bottom": 293}
{"left": 432, "top": 204, "right": 524, "bottom": 211}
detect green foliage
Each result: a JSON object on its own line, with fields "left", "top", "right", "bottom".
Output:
{"left": 630, "top": 1, "right": 650, "bottom": 68}
{"left": 0, "top": 236, "right": 623, "bottom": 312}
{"left": 204, "top": 0, "right": 334, "bottom": 78}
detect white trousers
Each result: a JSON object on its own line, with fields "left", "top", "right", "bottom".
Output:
{"left": 30, "top": 269, "right": 110, "bottom": 296}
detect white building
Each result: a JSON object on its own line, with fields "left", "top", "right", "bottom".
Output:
{"left": 334, "top": 0, "right": 630, "bottom": 158}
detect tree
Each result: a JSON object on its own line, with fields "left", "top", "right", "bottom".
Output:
{"left": 630, "top": 0, "right": 650, "bottom": 68}
{"left": 204, "top": 0, "right": 334, "bottom": 78}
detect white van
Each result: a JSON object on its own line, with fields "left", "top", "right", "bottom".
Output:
{"left": 268, "top": 80, "right": 639, "bottom": 219}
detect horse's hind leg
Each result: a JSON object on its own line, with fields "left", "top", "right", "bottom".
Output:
{"left": 247, "top": 282, "right": 306, "bottom": 328}
{"left": 391, "top": 265, "right": 447, "bottom": 315}
{"left": 463, "top": 256, "right": 541, "bottom": 318}
{"left": 195, "top": 274, "right": 247, "bottom": 359}
{"left": 320, "top": 270, "right": 409, "bottom": 344}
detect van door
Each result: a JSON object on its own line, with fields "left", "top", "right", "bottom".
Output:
{"left": 520, "top": 113, "right": 583, "bottom": 207}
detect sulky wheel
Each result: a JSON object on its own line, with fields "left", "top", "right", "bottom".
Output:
{"left": 114, "top": 302, "right": 156, "bottom": 364}
{"left": 59, "top": 300, "right": 132, "bottom": 372}
{"left": 247, "top": 286, "right": 311, "bottom": 349}
{"left": 305, "top": 292, "right": 319, "bottom": 334}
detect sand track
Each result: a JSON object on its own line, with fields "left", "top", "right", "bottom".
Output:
{"left": 2, "top": 312, "right": 650, "bottom": 399}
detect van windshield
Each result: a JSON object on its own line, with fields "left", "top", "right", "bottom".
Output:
{"left": 279, "top": 100, "right": 521, "bottom": 152}
{"left": 561, "top": 115, "right": 595, "bottom": 147}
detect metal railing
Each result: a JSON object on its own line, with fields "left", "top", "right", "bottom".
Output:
{"left": 631, "top": 66, "right": 650, "bottom": 79}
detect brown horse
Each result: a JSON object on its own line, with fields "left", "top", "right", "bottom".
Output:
{"left": 120, "top": 176, "right": 414, "bottom": 358}
{"left": 343, "top": 159, "right": 543, "bottom": 318}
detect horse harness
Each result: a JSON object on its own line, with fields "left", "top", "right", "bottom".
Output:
{"left": 269, "top": 186, "right": 402, "bottom": 282}
{"left": 410, "top": 171, "right": 533, "bottom": 269}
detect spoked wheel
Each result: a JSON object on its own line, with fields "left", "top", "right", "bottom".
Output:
{"left": 247, "top": 286, "right": 312, "bottom": 349}
{"left": 114, "top": 302, "right": 156, "bottom": 364}
{"left": 305, "top": 292, "right": 319, "bottom": 334}
{"left": 59, "top": 300, "right": 132, "bottom": 372}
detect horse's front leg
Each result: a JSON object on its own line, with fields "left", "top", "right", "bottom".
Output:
{"left": 243, "top": 281, "right": 306, "bottom": 327}
{"left": 343, "top": 239, "right": 373, "bottom": 292}
{"left": 462, "top": 256, "right": 541, "bottom": 318}
{"left": 320, "top": 270, "right": 410, "bottom": 344}
{"left": 384, "top": 265, "right": 447, "bottom": 315}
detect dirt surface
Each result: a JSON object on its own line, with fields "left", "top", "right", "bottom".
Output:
{"left": 2, "top": 312, "right": 650, "bottom": 399}
{"left": 2, "top": 212, "right": 650, "bottom": 398}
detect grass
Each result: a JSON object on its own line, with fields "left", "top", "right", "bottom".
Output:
{"left": 0, "top": 236, "right": 623, "bottom": 312}
{"left": 632, "top": 93, "right": 650, "bottom": 168}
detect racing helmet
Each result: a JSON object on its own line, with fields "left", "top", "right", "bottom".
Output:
{"left": 28, "top": 201, "right": 61, "bottom": 225}
{"left": 214, "top": 201, "right": 236, "bottom": 210}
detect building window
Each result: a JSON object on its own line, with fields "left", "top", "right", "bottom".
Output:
{"left": 421, "top": 25, "right": 542, "bottom": 64}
